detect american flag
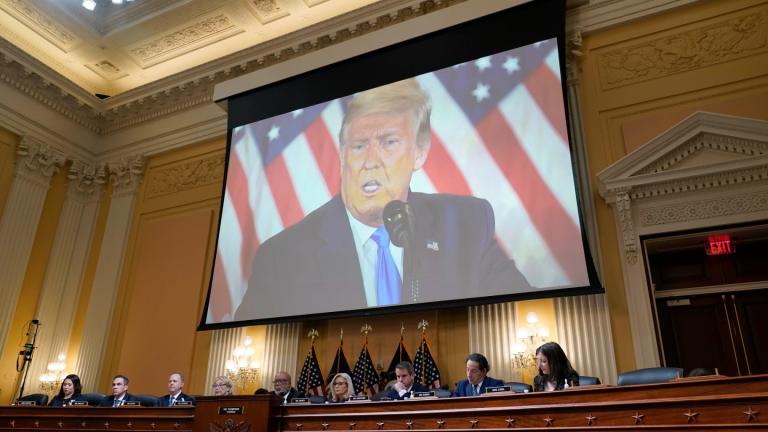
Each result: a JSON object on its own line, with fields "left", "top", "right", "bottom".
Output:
{"left": 207, "top": 38, "right": 587, "bottom": 323}
{"left": 326, "top": 338, "right": 352, "bottom": 385}
{"left": 351, "top": 338, "right": 380, "bottom": 396}
{"left": 296, "top": 344, "right": 325, "bottom": 396}
{"left": 413, "top": 333, "right": 441, "bottom": 389}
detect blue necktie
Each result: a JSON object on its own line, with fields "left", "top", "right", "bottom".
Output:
{"left": 371, "top": 226, "right": 401, "bottom": 305}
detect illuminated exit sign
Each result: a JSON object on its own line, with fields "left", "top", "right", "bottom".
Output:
{"left": 706, "top": 234, "right": 735, "bottom": 255}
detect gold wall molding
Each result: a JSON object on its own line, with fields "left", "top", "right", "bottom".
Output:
{"left": 145, "top": 154, "right": 225, "bottom": 198}
{"left": 639, "top": 189, "right": 768, "bottom": 226}
{"left": 597, "top": 9, "right": 768, "bottom": 89}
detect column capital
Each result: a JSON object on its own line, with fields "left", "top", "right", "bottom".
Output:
{"left": 16, "top": 137, "right": 66, "bottom": 181}
{"left": 565, "top": 28, "right": 584, "bottom": 85}
{"left": 67, "top": 160, "right": 108, "bottom": 200}
{"left": 107, "top": 155, "right": 145, "bottom": 195}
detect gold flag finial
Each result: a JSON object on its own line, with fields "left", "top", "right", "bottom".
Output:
{"left": 307, "top": 329, "right": 319, "bottom": 341}
{"left": 360, "top": 324, "right": 372, "bottom": 336}
{"left": 417, "top": 319, "right": 429, "bottom": 331}
{"left": 340, "top": 328, "right": 344, "bottom": 341}
{"left": 400, "top": 322, "right": 405, "bottom": 336}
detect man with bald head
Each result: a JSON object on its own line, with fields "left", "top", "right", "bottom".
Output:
{"left": 269, "top": 371, "right": 304, "bottom": 404}
{"left": 157, "top": 372, "right": 195, "bottom": 406}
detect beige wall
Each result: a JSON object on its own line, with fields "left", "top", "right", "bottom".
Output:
{"left": 578, "top": 0, "right": 768, "bottom": 373}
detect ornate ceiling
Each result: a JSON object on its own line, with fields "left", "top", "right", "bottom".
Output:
{"left": 0, "top": 0, "right": 393, "bottom": 96}
{"left": 0, "top": 0, "right": 697, "bottom": 140}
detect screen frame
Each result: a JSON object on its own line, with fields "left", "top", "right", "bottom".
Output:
{"left": 199, "top": 0, "right": 603, "bottom": 331}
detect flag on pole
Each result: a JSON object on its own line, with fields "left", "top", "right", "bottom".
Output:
{"left": 351, "top": 336, "right": 380, "bottom": 396}
{"left": 326, "top": 334, "right": 352, "bottom": 385}
{"left": 413, "top": 330, "right": 441, "bottom": 389}
{"left": 382, "top": 332, "right": 412, "bottom": 386}
{"left": 296, "top": 343, "right": 325, "bottom": 396}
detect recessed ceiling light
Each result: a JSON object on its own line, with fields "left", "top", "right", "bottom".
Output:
{"left": 82, "top": 0, "right": 96, "bottom": 11}
{"left": 112, "top": 0, "right": 123, "bottom": 4}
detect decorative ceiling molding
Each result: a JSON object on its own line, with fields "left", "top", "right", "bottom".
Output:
{"left": 597, "top": 8, "right": 768, "bottom": 89}
{"left": 0, "top": 0, "right": 712, "bottom": 138}
{"left": 128, "top": 13, "right": 244, "bottom": 68}
{"left": 247, "top": 0, "right": 290, "bottom": 25}
{"left": 0, "top": 0, "right": 79, "bottom": 52}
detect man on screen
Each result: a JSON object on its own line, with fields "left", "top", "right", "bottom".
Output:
{"left": 235, "top": 79, "right": 529, "bottom": 320}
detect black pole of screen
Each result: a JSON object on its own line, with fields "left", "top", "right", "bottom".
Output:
{"left": 16, "top": 320, "right": 40, "bottom": 402}
{"left": 383, "top": 200, "right": 419, "bottom": 303}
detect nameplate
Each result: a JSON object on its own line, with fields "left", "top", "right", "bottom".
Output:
{"left": 122, "top": 401, "right": 141, "bottom": 407}
{"left": 377, "top": 396, "right": 393, "bottom": 401}
{"left": 288, "top": 398, "right": 310, "bottom": 405}
{"left": 15, "top": 400, "right": 36, "bottom": 406}
{"left": 412, "top": 391, "right": 436, "bottom": 398}
{"left": 219, "top": 406, "right": 244, "bottom": 415}
{"left": 486, "top": 385, "right": 512, "bottom": 394}
{"left": 348, "top": 395, "right": 369, "bottom": 402}
{"left": 70, "top": 400, "right": 88, "bottom": 406}
{"left": 174, "top": 401, "right": 193, "bottom": 406}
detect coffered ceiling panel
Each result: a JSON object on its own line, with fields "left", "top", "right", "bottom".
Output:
{"left": 0, "top": 0, "right": 383, "bottom": 96}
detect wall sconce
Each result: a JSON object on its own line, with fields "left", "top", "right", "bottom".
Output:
{"left": 511, "top": 312, "right": 549, "bottom": 378}
{"left": 225, "top": 336, "right": 261, "bottom": 392}
{"left": 39, "top": 353, "right": 66, "bottom": 395}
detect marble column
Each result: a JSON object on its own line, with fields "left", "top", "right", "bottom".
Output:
{"left": 0, "top": 138, "right": 64, "bottom": 355}
{"left": 26, "top": 161, "right": 106, "bottom": 392}
{"left": 74, "top": 156, "right": 144, "bottom": 391}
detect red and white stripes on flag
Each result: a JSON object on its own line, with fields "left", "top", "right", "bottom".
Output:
{"left": 207, "top": 38, "right": 588, "bottom": 323}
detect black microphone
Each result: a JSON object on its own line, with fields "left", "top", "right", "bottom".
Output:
{"left": 383, "top": 200, "right": 415, "bottom": 248}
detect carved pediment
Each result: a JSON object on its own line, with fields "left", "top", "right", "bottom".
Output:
{"left": 598, "top": 112, "right": 768, "bottom": 201}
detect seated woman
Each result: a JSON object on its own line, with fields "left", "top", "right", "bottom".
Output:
{"left": 327, "top": 373, "right": 354, "bottom": 403}
{"left": 211, "top": 376, "right": 234, "bottom": 396}
{"left": 533, "top": 342, "right": 579, "bottom": 392}
{"left": 49, "top": 374, "right": 86, "bottom": 406}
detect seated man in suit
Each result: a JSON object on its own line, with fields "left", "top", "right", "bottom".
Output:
{"left": 453, "top": 353, "right": 504, "bottom": 397}
{"left": 385, "top": 361, "right": 429, "bottom": 400}
{"left": 269, "top": 371, "right": 304, "bottom": 404}
{"left": 99, "top": 375, "right": 138, "bottom": 407}
{"left": 235, "top": 79, "right": 530, "bottom": 321}
{"left": 157, "top": 372, "right": 195, "bottom": 406}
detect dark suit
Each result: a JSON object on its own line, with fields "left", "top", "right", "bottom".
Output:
{"left": 235, "top": 193, "right": 530, "bottom": 320}
{"left": 49, "top": 394, "right": 87, "bottom": 407}
{"left": 98, "top": 393, "right": 138, "bottom": 407}
{"left": 452, "top": 376, "right": 505, "bottom": 397}
{"left": 157, "top": 392, "right": 195, "bottom": 406}
{"left": 270, "top": 388, "right": 304, "bottom": 404}
{"left": 533, "top": 371, "right": 580, "bottom": 392}
{"left": 385, "top": 382, "right": 430, "bottom": 400}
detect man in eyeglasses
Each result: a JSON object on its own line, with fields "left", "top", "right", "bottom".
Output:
{"left": 267, "top": 371, "right": 304, "bottom": 404}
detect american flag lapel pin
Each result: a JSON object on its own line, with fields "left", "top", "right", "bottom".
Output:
{"left": 426, "top": 240, "right": 439, "bottom": 251}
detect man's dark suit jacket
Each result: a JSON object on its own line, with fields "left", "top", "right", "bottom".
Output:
{"left": 270, "top": 388, "right": 305, "bottom": 404}
{"left": 98, "top": 393, "right": 138, "bottom": 407}
{"left": 235, "top": 193, "right": 531, "bottom": 320}
{"left": 156, "top": 392, "right": 195, "bottom": 406}
{"left": 384, "top": 382, "right": 430, "bottom": 400}
{"left": 452, "top": 376, "right": 505, "bottom": 397}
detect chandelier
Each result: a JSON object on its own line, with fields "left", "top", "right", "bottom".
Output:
{"left": 39, "top": 354, "right": 67, "bottom": 395}
{"left": 225, "top": 336, "right": 261, "bottom": 393}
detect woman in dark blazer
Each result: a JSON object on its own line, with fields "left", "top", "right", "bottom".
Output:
{"left": 49, "top": 374, "right": 87, "bottom": 406}
{"left": 533, "top": 342, "right": 579, "bottom": 392}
